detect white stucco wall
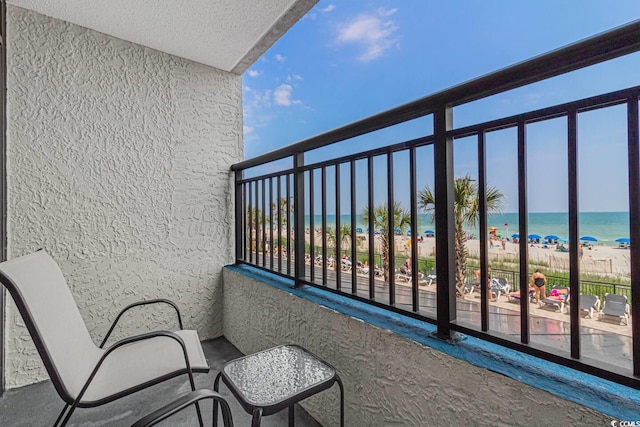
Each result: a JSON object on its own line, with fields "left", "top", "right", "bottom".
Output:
{"left": 5, "top": 6, "right": 241, "bottom": 388}
{"left": 223, "top": 268, "right": 610, "bottom": 426}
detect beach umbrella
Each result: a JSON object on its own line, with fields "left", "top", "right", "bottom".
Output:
{"left": 615, "top": 237, "right": 631, "bottom": 243}
{"left": 528, "top": 234, "right": 541, "bottom": 240}
{"left": 424, "top": 230, "right": 435, "bottom": 235}
{"left": 544, "top": 235, "right": 559, "bottom": 241}
{"left": 407, "top": 230, "right": 412, "bottom": 235}
{"left": 511, "top": 233, "right": 519, "bottom": 238}
{"left": 356, "top": 227, "right": 363, "bottom": 233}
{"left": 393, "top": 228, "right": 401, "bottom": 233}
{"left": 580, "top": 236, "right": 598, "bottom": 242}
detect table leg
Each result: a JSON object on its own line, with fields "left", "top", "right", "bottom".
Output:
{"left": 336, "top": 375, "right": 345, "bottom": 427}
{"left": 213, "top": 372, "right": 222, "bottom": 427}
{"left": 251, "top": 408, "right": 263, "bottom": 427}
{"left": 289, "top": 404, "right": 295, "bottom": 427}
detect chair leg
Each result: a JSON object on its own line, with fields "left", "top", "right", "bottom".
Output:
{"left": 53, "top": 403, "right": 70, "bottom": 427}
{"left": 185, "top": 365, "right": 204, "bottom": 427}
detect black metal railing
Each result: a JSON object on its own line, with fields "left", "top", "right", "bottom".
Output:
{"left": 232, "top": 20, "right": 640, "bottom": 389}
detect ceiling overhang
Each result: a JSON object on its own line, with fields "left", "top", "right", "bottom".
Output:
{"left": 7, "top": 0, "right": 318, "bottom": 74}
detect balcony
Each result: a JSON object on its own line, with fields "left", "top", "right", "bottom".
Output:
{"left": 3, "top": 2, "right": 640, "bottom": 426}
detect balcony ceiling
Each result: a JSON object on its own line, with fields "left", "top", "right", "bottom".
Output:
{"left": 8, "top": 0, "right": 317, "bottom": 74}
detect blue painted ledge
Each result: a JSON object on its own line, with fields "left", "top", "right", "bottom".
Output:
{"left": 226, "top": 264, "right": 640, "bottom": 420}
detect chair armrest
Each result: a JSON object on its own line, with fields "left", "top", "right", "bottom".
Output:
{"left": 71, "top": 331, "right": 194, "bottom": 411}
{"left": 130, "top": 389, "right": 234, "bottom": 427}
{"left": 100, "top": 299, "right": 184, "bottom": 348}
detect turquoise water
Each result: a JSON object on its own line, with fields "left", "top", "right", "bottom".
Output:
{"left": 304, "top": 212, "right": 630, "bottom": 246}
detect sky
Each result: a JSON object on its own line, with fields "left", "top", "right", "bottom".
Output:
{"left": 241, "top": 1, "right": 640, "bottom": 213}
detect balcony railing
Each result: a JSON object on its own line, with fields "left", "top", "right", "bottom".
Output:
{"left": 232, "top": 20, "right": 640, "bottom": 389}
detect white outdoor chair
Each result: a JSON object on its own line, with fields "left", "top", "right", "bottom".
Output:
{"left": 0, "top": 250, "right": 210, "bottom": 426}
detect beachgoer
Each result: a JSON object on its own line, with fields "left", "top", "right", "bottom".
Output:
{"left": 530, "top": 268, "right": 547, "bottom": 304}
{"left": 579, "top": 244, "right": 584, "bottom": 260}
{"left": 501, "top": 238, "right": 506, "bottom": 251}
{"left": 473, "top": 265, "right": 495, "bottom": 301}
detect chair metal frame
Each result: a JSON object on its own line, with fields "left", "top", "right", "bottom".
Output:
{"left": 0, "top": 252, "right": 209, "bottom": 427}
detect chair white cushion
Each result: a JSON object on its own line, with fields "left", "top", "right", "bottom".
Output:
{"left": 81, "top": 329, "right": 208, "bottom": 403}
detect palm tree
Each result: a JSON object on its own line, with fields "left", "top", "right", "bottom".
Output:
{"left": 362, "top": 202, "right": 411, "bottom": 280}
{"left": 326, "top": 224, "right": 352, "bottom": 251}
{"left": 246, "top": 207, "right": 265, "bottom": 253}
{"left": 418, "top": 175, "right": 504, "bottom": 290}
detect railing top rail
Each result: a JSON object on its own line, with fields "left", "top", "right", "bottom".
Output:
{"left": 232, "top": 19, "right": 640, "bottom": 171}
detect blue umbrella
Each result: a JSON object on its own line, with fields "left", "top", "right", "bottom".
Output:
{"left": 544, "top": 235, "right": 559, "bottom": 241}
{"left": 393, "top": 228, "right": 401, "bottom": 234}
{"left": 424, "top": 230, "right": 435, "bottom": 234}
{"left": 580, "top": 236, "right": 598, "bottom": 242}
{"left": 528, "top": 234, "right": 541, "bottom": 240}
{"left": 616, "top": 237, "right": 631, "bottom": 243}
{"left": 356, "top": 227, "right": 363, "bottom": 233}
{"left": 512, "top": 233, "right": 519, "bottom": 238}
{"left": 407, "top": 230, "right": 412, "bottom": 235}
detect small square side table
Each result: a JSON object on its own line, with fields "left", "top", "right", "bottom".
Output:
{"left": 214, "top": 344, "right": 344, "bottom": 427}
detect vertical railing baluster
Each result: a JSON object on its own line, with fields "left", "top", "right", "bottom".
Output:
{"left": 410, "top": 146, "right": 419, "bottom": 312}
{"left": 627, "top": 94, "right": 640, "bottom": 375}
{"left": 336, "top": 163, "right": 342, "bottom": 291}
{"left": 262, "top": 179, "right": 266, "bottom": 267}
{"left": 235, "top": 171, "right": 244, "bottom": 263}
{"left": 286, "top": 174, "right": 291, "bottom": 276}
{"left": 368, "top": 156, "right": 376, "bottom": 300}
{"left": 351, "top": 160, "right": 357, "bottom": 295}
{"left": 310, "top": 170, "right": 315, "bottom": 282}
{"left": 253, "top": 179, "right": 260, "bottom": 265}
{"left": 277, "top": 176, "right": 282, "bottom": 273}
{"left": 294, "top": 153, "right": 305, "bottom": 287}
{"left": 517, "top": 120, "right": 530, "bottom": 344}
{"left": 478, "top": 131, "right": 489, "bottom": 332}
{"left": 270, "top": 177, "right": 274, "bottom": 270}
{"left": 322, "top": 166, "right": 328, "bottom": 286}
{"left": 387, "top": 150, "right": 396, "bottom": 306}
{"left": 248, "top": 180, "right": 253, "bottom": 264}
{"left": 568, "top": 108, "right": 580, "bottom": 359}
{"left": 434, "top": 106, "right": 455, "bottom": 338}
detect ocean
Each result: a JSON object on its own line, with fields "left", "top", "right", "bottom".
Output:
{"left": 303, "top": 212, "right": 630, "bottom": 246}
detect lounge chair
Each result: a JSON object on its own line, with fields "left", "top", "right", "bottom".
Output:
{"left": 540, "top": 286, "right": 569, "bottom": 313}
{"left": 600, "top": 293, "right": 630, "bottom": 325}
{"left": 577, "top": 294, "right": 601, "bottom": 319}
{"left": 426, "top": 269, "right": 437, "bottom": 286}
{"left": 490, "top": 277, "right": 510, "bottom": 300}
{"left": 0, "top": 250, "right": 210, "bottom": 426}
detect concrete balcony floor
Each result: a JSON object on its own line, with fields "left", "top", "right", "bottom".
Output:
{"left": 0, "top": 337, "right": 321, "bottom": 426}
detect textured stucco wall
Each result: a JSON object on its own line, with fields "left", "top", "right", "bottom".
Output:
{"left": 5, "top": 6, "right": 241, "bottom": 388}
{"left": 223, "top": 268, "right": 610, "bottom": 426}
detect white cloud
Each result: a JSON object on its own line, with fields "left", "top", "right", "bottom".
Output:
{"left": 247, "top": 69, "right": 260, "bottom": 78}
{"left": 273, "top": 84, "right": 301, "bottom": 106}
{"left": 274, "top": 54, "right": 286, "bottom": 63}
{"left": 322, "top": 4, "right": 336, "bottom": 13}
{"left": 336, "top": 9, "right": 399, "bottom": 62}
{"left": 286, "top": 74, "right": 304, "bottom": 83}
{"left": 377, "top": 7, "right": 397, "bottom": 17}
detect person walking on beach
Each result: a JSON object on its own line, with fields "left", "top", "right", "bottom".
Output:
{"left": 530, "top": 268, "right": 547, "bottom": 304}
{"left": 501, "top": 238, "right": 506, "bottom": 251}
{"left": 579, "top": 244, "right": 584, "bottom": 260}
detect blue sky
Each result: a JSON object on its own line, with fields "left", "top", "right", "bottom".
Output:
{"left": 242, "top": 1, "right": 640, "bottom": 213}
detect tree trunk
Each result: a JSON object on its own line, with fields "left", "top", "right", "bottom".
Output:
{"left": 455, "top": 223, "right": 468, "bottom": 290}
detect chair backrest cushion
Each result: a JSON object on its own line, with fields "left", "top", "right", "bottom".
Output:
{"left": 0, "top": 250, "right": 102, "bottom": 400}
